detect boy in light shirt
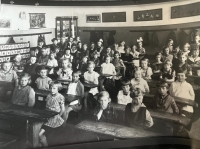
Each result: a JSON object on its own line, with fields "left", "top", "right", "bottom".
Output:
{"left": 169, "top": 68, "right": 195, "bottom": 117}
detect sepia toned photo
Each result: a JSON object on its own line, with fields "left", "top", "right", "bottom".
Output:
{"left": 0, "top": 0, "right": 200, "bottom": 149}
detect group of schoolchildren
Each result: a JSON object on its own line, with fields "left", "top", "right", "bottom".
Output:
{"left": 0, "top": 34, "right": 200, "bottom": 147}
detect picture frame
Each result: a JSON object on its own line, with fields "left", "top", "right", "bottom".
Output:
{"left": 86, "top": 14, "right": 101, "bottom": 23}
{"left": 0, "top": 19, "right": 11, "bottom": 28}
{"left": 29, "top": 13, "right": 46, "bottom": 29}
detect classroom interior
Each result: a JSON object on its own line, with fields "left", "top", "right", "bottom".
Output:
{"left": 1, "top": 0, "right": 200, "bottom": 149}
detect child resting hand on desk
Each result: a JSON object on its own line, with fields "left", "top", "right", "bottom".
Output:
{"left": 11, "top": 73, "right": 35, "bottom": 107}
{"left": 63, "top": 71, "right": 84, "bottom": 122}
{"left": 39, "top": 82, "right": 65, "bottom": 147}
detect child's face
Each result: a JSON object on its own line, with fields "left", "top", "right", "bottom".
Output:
{"left": 175, "top": 47, "right": 180, "bottom": 53}
{"left": 179, "top": 55, "right": 186, "bottom": 63}
{"left": 138, "top": 42, "right": 142, "bottom": 47}
{"left": 156, "top": 55, "right": 161, "bottom": 62}
{"left": 78, "top": 43, "right": 82, "bottom": 48}
{"left": 83, "top": 57, "right": 88, "bottom": 63}
{"left": 72, "top": 74, "right": 79, "bottom": 83}
{"left": 105, "top": 57, "right": 111, "bottom": 63}
{"left": 87, "top": 64, "right": 94, "bottom": 73}
{"left": 62, "top": 60, "right": 69, "bottom": 69}
{"left": 177, "top": 73, "right": 186, "bottom": 82}
{"left": 132, "top": 46, "right": 137, "bottom": 51}
{"left": 41, "top": 49, "right": 47, "bottom": 56}
{"left": 99, "top": 96, "right": 109, "bottom": 110}
{"left": 193, "top": 50, "right": 199, "bottom": 57}
{"left": 158, "top": 86, "right": 168, "bottom": 96}
{"left": 94, "top": 54, "right": 98, "bottom": 59}
{"left": 107, "top": 48, "right": 111, "bottom": 53}
{"left": 122, "top": 85, "right": 130, "bottom": 94}
{"left": 91, "top": 44, "right": 95, "bottom": 49}
{"left": 50, "top": 54, "right": 55, "bottom": 59}
{"left": 40, "top": 70, "right": 47, "bottom": 78}
{"left": 168, "top": 40, "right": 173, "bottom": 46}
{"left": 135, "top": 71, "right": 142, "bottom": 80}
{"left": 15, "top": 55, "right": 22, "bottom": 62}
{"left": 114, "top": 53, "right": 119, "bottom": 59}
{"left": 134, "top": 88, "right": 143, "bottom": 97}
{"left": 53, "top": 40, "right": 58, "bottom": 45}
{"left": 132, "top": 95, "right": 143, "bottom": 106}
{"left": 30, "top": 57, "right": 36, "bottom": 64}
{"left": 97, "top": 42, "right": 101, "bottom": 47}
{"left": 83, "top": 45, "right": 87, "bottom": 51}
{"left": 65, "top": 50, "right": 70, "bottom": 55}
{"left": 125, "top": 48, "right": 130, "bottom": 54}
{"left": 72, "top": 46, "right": 77, "bottom": 51}
{"left": 195, "top": 36, "right": 200, "bottom": 43}
{"left": 38, "top": 41, "right": 44, "bottom": 46}
{"left": 164, "top": 63, "right": 171, "bottom": 71}
{"left": 183, "top": 45, "right": 189, "bottom": 52}
{"left": 50, "top": 85, "right": 58, "bottom": 95}
{"left": 2, "top": 63, "right": 11, "bottom": 71}
{"left": 164, "top": 48, "right": 170, "bottom": 55}
{"left": 20, "top": 77, "right": 29, "bottom": 87}
{"left": 141, "top": 61, "right": 148, "bottom": 69}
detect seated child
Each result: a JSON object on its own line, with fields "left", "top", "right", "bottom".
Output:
{"left": 160, "top": 60, "right": 175, "bottom": 82}
{"left": 130, "top": 45, "right": 139, "bottom": 58}
{"left": 46, "top": 53, "right": 58, "bottom": 74}
{"left": 57, "top": 59, "right": 73, "bottom": 81}
{"left": 80, "top": 44, "right": 89, "bottom": 60}
{"left": 0, "top": 61, "right": 18, "bottom": 101}
{"left": 125, "top": 85, "right": 153, "bottom": 129}
{"left": 101, "top": 56, "right": 116, "bottom": 99}
{"left": 137, "top": 39, "right": 145, "bottom": 55}
{"left": 77, "top": 56, "right": 88, "bottom": 74}
{"left": 117, "top": 79, "right": 132, "bottom": 105}
{"left": 169, "top": 68, "right": 195, "bottom": 117}
{"left": 39, "top": 82, "right": 65, "bottom": 147}
{"left": 151, "top": 52, "right": 163, "bottom": 80}
{"left": 60, "top": 48, "right": 73, "bottom": 63}
{"left": 63, "top": 71, "right": 84, "bottom": 122}
{"left": 173, "top": 52, "right": 192, "bottom": 75}
{"left": 89, "top": 42, "right": 96, "bottom": 60}
{"left": 84, "top": 62, "right": 100, "bottom": 108}
{"left": 131, "top": 69, "right": 149, "bottom": 93}
{"left": 71, "top": 44, "right": 80, "bottom": 71}
{"left": 102, "top": 47, "right": 114, "bottom": 63}
{"left": 37, "top": 47, "right": 49, "bottom": 65}
{"left": 162, "top": 46, "right": 173, "bottom": 62}
{"left": 172, "top": 45, "right": 181, "bottom": 64}
{"left": 35, "top": 65, "right": 52, "bottom": 90}
{"left": 13, "top": 54, "right": 24, "bottom": 73}
{"left": 92, "top": 91, "right": 114, "bottom": 122}
{"left": 187, "top": 45, "right": 200, "bottom": 65}
{"left": 92, "top": 53, "right": 100, "bottom": 67}
{"left": 11, "top": 73, "right": 35, "bottom": 107}
{"left": 140, "top": 58, "right": 153, "bottom": 80}
{"left": 154, "top": 80, "right": 179, "bottom": 114}
{"left": 182, "top": 43, "right": 190, "bottom": 55}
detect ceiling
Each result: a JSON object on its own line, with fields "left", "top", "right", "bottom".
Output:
{"left": 1, "top": 0, "right": 181, "bottom": 6}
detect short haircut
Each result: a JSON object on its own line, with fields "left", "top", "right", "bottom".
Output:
{"left": 176, "top": 67, "right": 187, "bottom": 75}
{"left": 49, "top": 81, "right": 63, "bottom": 91}
{"left": 72, "top": 71, "right": 81, "bottom": 76}
{"left": 164, "top": 60, "right": 172, "bottom": 67}
{"left": 114, "top": 51, "right": 120, "bottom": 55}
{"left": 121, "top": 79, "right": 131, "bottom": 87}
{"left": 1, "top": 61, "right": 12, "bottom": 69}
{"left": 183, "top": 43, "right": 190, "bottom": 48}
{"left": 88, "top": 61, "right": 95, "bottom": 68}
{"left": 30, "top": 55, "right": 37, "bottom": 59}
{"left": 98, "top": 91, "right": 111, "bottom": 102}
{"left": 157, "top": 80, "right": 169, "bottom": 89}
{"left": 36, "top": 65, "right": 50, "bottom": 74}
{"left": 19, "top": 73, "right": 32, "bottom": 85}
{"left": 141, "top": 58, "right": 149, "bottom": 63}
{"left": 131, "top": 45, "right": 137, "bottom": 49}
{"left": 155, "top": 52, "right": 162, "bottom": 58}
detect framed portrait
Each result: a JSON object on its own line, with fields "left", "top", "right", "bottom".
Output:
{"left": 86, "top": 14, "right": 101, "bottom": 23}
{"left": 0, "top": 19, "right": 11, "bottom": 28}
{"left": 29, "top": 13, "right": 46, "bottom": 29}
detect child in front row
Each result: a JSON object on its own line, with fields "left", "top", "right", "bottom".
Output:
{"left": 169, "top": 68, "right": 195, "bottom": 118}
{"left": 117, "top": 79, "right": 132, "bottom": 105}
{"left": 11, "top": 73, "right": 35, "bottom": 107}
{"left": 131, "top": 69, "right": 149, "bottom": 93}
{"left": 84, "top": 62, "right": 100, "bottom": 108}
{"left": 160, "top": 60, "right": 175, "bottom": 82}
{"left": 140, "top": 58, "right": 152, "bottom": 80}
{"left": 63, "top": 71, "right": 84, "bottom": 122}
{"left": 39, "top": 82, "right": 65, "bottom": 147}
{"left": 0, "top": 61, "right": 18, "bottom": 101}
{"left": 57, "top": 59, "right": 72, "bottom": 81}
{"left": 125, "top": 85, "right": 153, "bottom": 129}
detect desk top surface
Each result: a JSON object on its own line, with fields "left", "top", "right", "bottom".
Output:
{"left": 83, "top": 82, "right": 99, "bottom": 88}
{"left": 0, "top": 102, "right": 57, "bottom": 121}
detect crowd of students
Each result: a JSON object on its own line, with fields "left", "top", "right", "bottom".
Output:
{"left": 0, "top": 34, "right": 200, "bottom": 147}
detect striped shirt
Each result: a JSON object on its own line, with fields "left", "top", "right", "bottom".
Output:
{"left": 44, "top": 93, "right": 65, "bottom": 128}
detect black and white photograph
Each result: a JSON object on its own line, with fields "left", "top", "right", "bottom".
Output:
{"left": 0, "top": 0, "right": 200, "bottom": 149}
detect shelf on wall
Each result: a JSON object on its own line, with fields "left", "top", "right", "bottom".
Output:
{"left": 0, "top": 32, "right": 52, "bottom": 37}
{"left": 130, "top": 28, "right": 177, "bottom": 32}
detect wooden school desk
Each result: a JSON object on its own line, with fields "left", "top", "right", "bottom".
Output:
{"left": 0, "top": 102, "right": 57, "bottom": 148}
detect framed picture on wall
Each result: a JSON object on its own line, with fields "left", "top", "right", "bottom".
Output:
{"left": 29, "top": 13, "right": 46, "bottom": 29}
{"left": 86, "top": 14, "right": 101, "bottom": 23}
{"left": 0, "top": 19, "right": 11, "bottom": 28}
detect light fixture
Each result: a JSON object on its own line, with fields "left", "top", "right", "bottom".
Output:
{"left": 35, "top": 2, "right": 39, "bottom": 6}
{"left": 10, "top": 1, "right": 14, "bottom": 4}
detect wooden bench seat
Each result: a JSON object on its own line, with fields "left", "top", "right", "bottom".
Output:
{"left": 110, "top": 103, "right": 191, "bottom": 126}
